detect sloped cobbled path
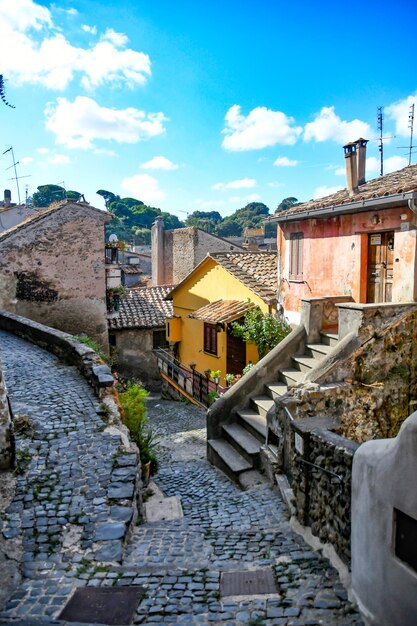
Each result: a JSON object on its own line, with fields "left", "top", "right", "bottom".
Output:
{"left": 0, "top": 333, "right": 364, "bottom": 625}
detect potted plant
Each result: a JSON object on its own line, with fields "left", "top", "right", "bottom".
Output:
{"left": 225, "top": 373, "right": 236, "bottom": 387}
{"left": 207, "top": 390, "right": 220, "bottom": 406}
{"left": 210, "top": 369, "right": 221, "bottom": 385}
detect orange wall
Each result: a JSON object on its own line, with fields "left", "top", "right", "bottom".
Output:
{"left": 279, "top": 206, "right": 416, "bottom": 315}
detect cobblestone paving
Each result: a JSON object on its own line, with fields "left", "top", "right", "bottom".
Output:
{"left": 0, "top": 337, "right": 364, "bottom": 626}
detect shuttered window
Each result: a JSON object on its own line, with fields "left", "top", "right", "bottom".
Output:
{"left": 289, "top": 232, "right": 304, "bottom": 280}
{"left": 204, "top": 323, "right": 217, "bottom": 355}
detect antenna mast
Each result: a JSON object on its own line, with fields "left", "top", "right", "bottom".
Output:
{"left": 377, "top": 107, "right": 384, "bottom": 176}
{"left": 408, "top": 103, "right": 415, "bottom": 166}
{"left": 3, "top": 145, "right": 21, "bottom": 204}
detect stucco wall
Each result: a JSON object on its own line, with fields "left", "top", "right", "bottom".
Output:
{"left": 112, "top": 327, "right": 162, "bottom": 389}
{"left": 279, "top": 206, "right": 416, "bottom": 317}
{"left": 0, "top": 204, "right": 109, "bottom": 350}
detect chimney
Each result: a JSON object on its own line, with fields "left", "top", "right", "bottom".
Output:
{"left": 355, "top": 138, "right": 368, "bottom": 186}
{"left": 343, "top": 142, "right": 358, "bottom": 196}
{"left": 3, "top": 189, "right": 11, "bottom": 208}
{"left": 151, "top": 216, "right": 165, "bottom": 286}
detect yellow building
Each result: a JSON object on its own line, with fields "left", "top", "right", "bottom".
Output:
{"left": 165, "top": 251, "right": 277, "bottom": 387}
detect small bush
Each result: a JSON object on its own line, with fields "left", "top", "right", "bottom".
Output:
{"left": 72, "top": 334, "right": 108, "bottom": 363}
{"left": 119, "top": 384, "right": 158, "bottom": 473}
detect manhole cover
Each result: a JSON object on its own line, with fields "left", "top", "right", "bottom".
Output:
{"left": 220, "top": 568, "right": 277, "bottom": 597}
{"left": 58, "top": 586, "right": 145, "bottom": 625}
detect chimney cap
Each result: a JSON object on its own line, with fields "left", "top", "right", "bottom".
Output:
{"left": 355, "top": 137, "right": 369, "bottom": 146}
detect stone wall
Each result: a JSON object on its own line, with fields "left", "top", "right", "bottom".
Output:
{"left": 0, "top": 203, "right": 110, "bottom": 350}
{"left": 0, "top": 358, "right": 13, "bottom": 469}
{"left": 111, "top": 327, "right": 162, "bottom": 389}
{"left": 291, "top": 423, "right": 359, "bottom": 564}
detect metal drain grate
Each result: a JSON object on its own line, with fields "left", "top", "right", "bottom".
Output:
{"left": 58, "top": 586, "right": 145, "bottom": 625}
{"left": 220, "top": 568, "right": 277, "bottom": 597}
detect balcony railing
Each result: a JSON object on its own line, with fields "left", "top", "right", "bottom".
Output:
{"left": 155, "top": 348, "right": 224, "bottom": 408}
{"left": 105, "top": 246, "right": 119, "bottom": 265}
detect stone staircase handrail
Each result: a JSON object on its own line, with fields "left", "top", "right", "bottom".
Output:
{"left": 207, "top": 324, "right": 306, "bottom": 440}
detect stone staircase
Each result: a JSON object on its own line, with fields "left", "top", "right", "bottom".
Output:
{"left": 208, "top": 330, "right": 339, "bottom": 488}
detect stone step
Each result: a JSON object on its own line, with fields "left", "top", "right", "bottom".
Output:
{"left": 279, "top": 368, "right": 305, "bottom": 385}
{"left": 251, "top": 395, "right": 275, "bottom": 418}
{"left": 223, "top": 423, "right": 262, "bottom": 456}
{"left": 237, "top": 409, "right": 267, "bottom": 442}
{"left": 238, "top": 469, "right": 270, "bottom": 490}
{"left": 207, "top": 438, "right": 252, "bottom": 476}
{"left": 266, "top": 382, "right": 288, "bottom": 399}
{"left": 292, "top": 354, "right": 323, "bottom": 373}
{"left": 305, "top": 343, "right": 333, "bottom": 358}
{"left": 320, "top": 331, "right": 339, "bottom": 347}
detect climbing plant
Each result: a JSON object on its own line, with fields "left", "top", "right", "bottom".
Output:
{"left": 231, "top": 306, "right": 291, "bottom": 359}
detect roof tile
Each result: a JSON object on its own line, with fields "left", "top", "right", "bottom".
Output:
{"left": 108, "top": 285, "right": 174, "bottom": 330}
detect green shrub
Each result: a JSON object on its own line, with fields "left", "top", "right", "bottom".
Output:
{"left": 119, "top": 384, "right": 158, "bottom": 473}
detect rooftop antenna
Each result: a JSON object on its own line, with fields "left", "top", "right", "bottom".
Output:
{"left": 397, "top": 103, "right": 416, "bottom": 165}
{"left": 377, "top": 107, "right": 384, "bottom": 176}
{"left": 2, "top": 145, "right": 31, "bottom": 205}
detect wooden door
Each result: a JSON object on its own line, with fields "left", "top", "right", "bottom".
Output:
{"left": 367, "top": 231, "right": 394, "bottom": 303}
{"left": 226, "top": 328, "right": 246, "bottom": 375}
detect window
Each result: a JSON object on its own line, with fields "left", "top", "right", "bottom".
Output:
{"left": 289, "top": 232, "right": 304, "bottom": 280}
{"left": 153, "top": 329, "right": 168, "bottom": 350}
{"left": 204, "top": 323, "right": 217, "bottom": 355}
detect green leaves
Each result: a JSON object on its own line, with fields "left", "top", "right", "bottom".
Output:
{"left": 232, "top": 306, "right": 291, "bottom": 359}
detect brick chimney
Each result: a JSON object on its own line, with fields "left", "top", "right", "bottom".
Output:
{"left": 355, "top": 138, "right": 368, "bottom": 186}
{"left": 343, "top": 142, "right": 358, "bottom": 196}
{"left": 151, "top": 216, "right": 165, "bottom": 286}
{"left": 3, "top": 189, "right": 11, "bottom": 208}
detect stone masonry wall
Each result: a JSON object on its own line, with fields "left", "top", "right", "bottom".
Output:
{"left": 0, "top": 204, "right": 110, "bottom": 350}
{"left": 0, "top": 358, "right": 13, "bottom": 469}
{"left": 112, "top": 327, "right": 162, "bottom": 389}
{"left": 290, "top": 425, "right": 359, "bottom": 564}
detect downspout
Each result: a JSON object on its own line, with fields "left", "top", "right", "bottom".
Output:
{"left": 408, "top": 198, "right": 417, "bottom": 218}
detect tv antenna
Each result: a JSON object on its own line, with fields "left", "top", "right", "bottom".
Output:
{"left": 397, "top": 103, "right": 416, "bottom": 165}
{"left": 377, "top": 107, "right": 384, "bottom": 176}
{"left": 3, "top": 146, "right": 31, "bottom": 205}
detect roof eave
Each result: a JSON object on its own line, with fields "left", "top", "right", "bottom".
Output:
{"left": 270, "top": 191, "right": 417, "bottom": 223}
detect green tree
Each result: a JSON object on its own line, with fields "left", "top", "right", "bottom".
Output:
{"left": 275, "top": 197, "right": 299, "bottom": 213}
{"left": 32, "top": 184, "right": 82, "bottom": 207}
{"left": 232, "top": 306, "right": 291, "bottom": 359}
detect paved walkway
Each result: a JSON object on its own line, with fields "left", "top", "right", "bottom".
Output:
{"left": 0, "top": 332, "right": 364, "bottom": 625}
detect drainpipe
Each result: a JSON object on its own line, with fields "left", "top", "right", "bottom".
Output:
{"left": 408, "top": 198, "right": 417, "bottom": 217}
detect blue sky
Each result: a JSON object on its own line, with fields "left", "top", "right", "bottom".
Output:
{"left": 1, "top": 0, "right": 416, "bottom": 217}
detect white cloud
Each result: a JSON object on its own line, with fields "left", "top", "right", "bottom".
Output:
{"left": 20, "top": 156, "right": 34, "bottom": 165}
{"left": 82, "top": 24, "right": 97, "bottom": 35}
{"left": 48, "top": 153, "right": 70, "bottom": 164}
{"left": 213, "top": 178, "right": 256, "bottom": 191}
{"left": 37, "top": 147, "right": 49, "bottom": 154}
{"left": 222, "top": 105, "right": 302, "bottom": 151}
{"left": 140, "top": 156, "right": 178, "bottom": 170}
{"left": 267, "top": 181, "right": 285, "bottom": 188}
{"left": 386, "top": 92, "right": 417, "bottom": 137}
{"left": 304, "top": 106, "right": 374, "bottom": 144}
{"left": 366, "top": 155, "right": 408, "bottom": 176}
{"left": 45, "top": 96, "right": 167, "bottom": 149}
{"left": 94, "top": 148, "right": 118, "bottom": 157}
{"left": 334, "top": 166, "right": 346, "bottom": 176}
{"left": 101, "top": 28, "right": 128, "bottom": 47}
{"left": 273, "top": 156, "right": 298, "bottom": 167}
{"left": 313, "top": 185, "right": 343, "bottom": 199}
{"left": 121, "top": 173, "right": 165, "bottom": 203}
{"left": 0, "top": 0, "right": 151, "bottom": 90}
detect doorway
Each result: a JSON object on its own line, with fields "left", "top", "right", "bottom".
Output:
{"left": 226, "top": 327, "right": 246, "bottom": 376}
{"left": 367, "top": 231, "right": 394, "bottom": 303}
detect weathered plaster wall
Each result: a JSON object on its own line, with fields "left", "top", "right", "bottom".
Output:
{"left": 0, "top": 359, "right": 13, "bottom": 469}
{"left": 112, "top": 327, "right": 161, "bottom": 389}
{"left": 279, "top": 206, "right": 416, "bottom": 317}
{"left": 352, "top": 412, "right": 417, "bottom": 626}
{"left": 0, "top": 205, "right": 109, "bottom": 350}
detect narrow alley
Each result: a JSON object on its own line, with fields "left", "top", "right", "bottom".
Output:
{"left": 0, "top": 331, "right": 363, "bottom": 625}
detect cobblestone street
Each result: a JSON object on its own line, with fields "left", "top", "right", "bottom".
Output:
{"left": 0, "top": 332, "right": 364, "bottom": 625}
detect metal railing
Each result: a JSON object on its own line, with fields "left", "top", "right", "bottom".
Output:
{"left": 155, "top": 348, "right": 223, "bottom": 407}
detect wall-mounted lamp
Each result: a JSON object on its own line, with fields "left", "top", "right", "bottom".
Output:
{"left": 371, "top": 214, "right": 381, "bottom": 225}
{"left": 400, "top": 213, "right": 408, "bottom": 221}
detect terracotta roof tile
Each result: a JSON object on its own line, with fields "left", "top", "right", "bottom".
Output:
{"left": 188, "top": 299, "right": 255, "bottom": 324}
{"left": 108, "top": 285, "right": 174, "bottom": 330}
{"left": 274, "top": 163, "right": 417, "bottom": 218}
{"left": 210, "top": 251, "right": 277, "bottom": 303}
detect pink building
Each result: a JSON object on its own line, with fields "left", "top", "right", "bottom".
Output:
{"left": 271, "top": 141, "right": 417, "bottom": 326}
